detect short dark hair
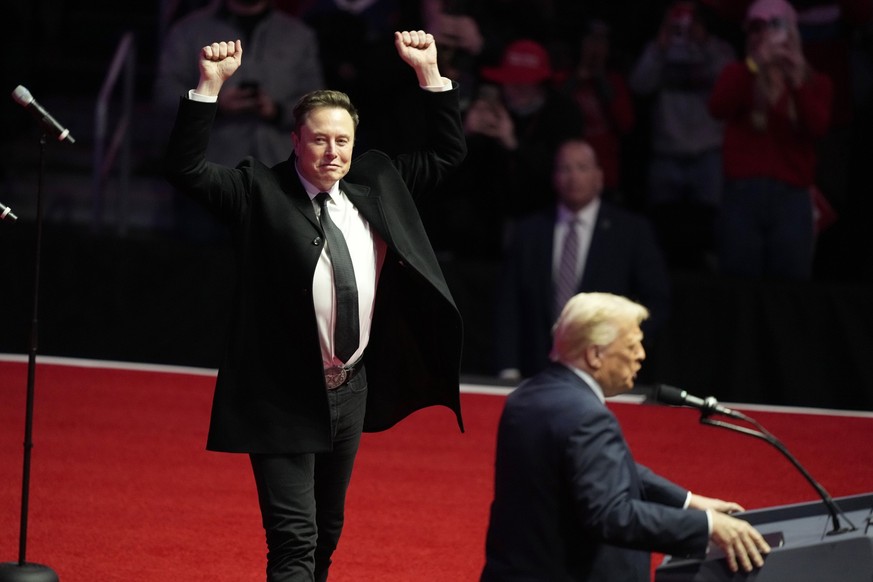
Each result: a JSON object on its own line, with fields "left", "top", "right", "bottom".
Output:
{"left": 292, "top": 90, "right": 359, "bottom": 134}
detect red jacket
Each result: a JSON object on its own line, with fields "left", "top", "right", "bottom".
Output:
{"left": 709, "top": 61, "right": 832, "bottom": 188}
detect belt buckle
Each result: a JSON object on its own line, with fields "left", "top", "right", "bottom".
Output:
{"left": 324, "top": 366, "right": 348, "bottom": 390}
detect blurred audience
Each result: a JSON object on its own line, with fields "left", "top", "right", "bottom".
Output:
{"left": 558, "top": 19, "right": 635, "bottom": 202}
{"left": 425, "top": 38, "right": 585, "bottom": 259}
{"left": 293, "top": 0, "right": 420, "bottom": 152}
{"left": 474, "top": 39, "right": 586, "bottom": 218}
{"left": 629, "top": 0, "right": 736, "bottom": 273}
{"left": 709, "top": 0, "right": 833, "bottom": 280}
{"left": 13, "top": 0, "right": 873, "bottom": 284}
{"left": 492, "top": 138, "right": 670, "bottom": 381}
{"left": 155, "top": 0, "right": 324, "bottom": 240}
{"left": 156, "top": 0, "right": 324, "bottom": 167}
{"left": 421, "top": 0, "right": 488, "bottom": 110}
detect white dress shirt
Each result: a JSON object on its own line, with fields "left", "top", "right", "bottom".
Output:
{"left": 298, "top": 175, "right": 387, "bottom": 369}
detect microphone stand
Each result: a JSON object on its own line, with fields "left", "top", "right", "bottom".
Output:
{"left": 0, "top": 132, "right": 60, "bottom": 582}
{"left": 697, "top": 408, "right": 856, "bottom": 536}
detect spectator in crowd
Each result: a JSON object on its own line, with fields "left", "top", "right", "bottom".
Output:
{"left": 482, "top": 291, "right": 771, "bottom": 582}
{"left": 421, "top": 0, "right": 488, "bottom": 110}
{"left": 156, "top": 0, "right": 324, "bottom": 168}
{"left": 424, "top": 38, "right": 585, "bottom": 259}
{"left": 559, "top": 19, "right": 635, "bottom": 202}
{"left": 155, "top": 0, "right": 324, "bottom": 240}
{"left": 709, "top": 0, "right": 833, "bottom": 280}
{"left": 423, "top": 0, "right": 588, "bottom": 101}
{"left": 471, "top": 38, "right": 586, "bottom": 219}
{"left": 493, "top": 138, "right": 670, "bottom": 381}
{"left": 629, "top": 0, "right": 735, "bottom": 272}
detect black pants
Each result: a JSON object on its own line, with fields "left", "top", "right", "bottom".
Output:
{"left": 250, "top": 369, "right": 367, "bottom": 582}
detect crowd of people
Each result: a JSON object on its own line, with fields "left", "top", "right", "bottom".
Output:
{"left": 156, "top": 0, "right": 870, "bottom": 276}
{"left": 153, "top": 0, "right": 872, "bottom": 378}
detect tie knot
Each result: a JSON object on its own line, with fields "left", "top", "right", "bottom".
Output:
{"left": 316, "top": 192, "right": 330, "bottom": 208}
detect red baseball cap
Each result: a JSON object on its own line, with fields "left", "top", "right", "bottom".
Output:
{"left": 481, "top": 39, "right": 552, "bottom": 85}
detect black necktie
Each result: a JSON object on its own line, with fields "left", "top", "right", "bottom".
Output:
{"left": 316, "top": 192, "right": 360, "bottom": 364}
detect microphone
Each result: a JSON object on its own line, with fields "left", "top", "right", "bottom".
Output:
{"left": 653, "top": 384, "right": 748, "bottom": 420}
{"left": 1, "top": 202, "right": 17, "bottom": 221}
{"left": 11, "top": 85, "right": 76, "bottom": 144}
{"left": 656, "top": 383, "right": 857, "bottom": 535}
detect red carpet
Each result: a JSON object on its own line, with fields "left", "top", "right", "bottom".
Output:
{"left": 2, "top": 357, "right": 872, "bottom": 581}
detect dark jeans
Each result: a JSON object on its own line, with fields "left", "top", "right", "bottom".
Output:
{"left": 250, "top": 369, "right": 367, "bottom": 582}
{"left": 647, "top": 150, "right": 723, "bottom": 272}
{"left": 717, "top": 178, "right": 814, "bottom": 280}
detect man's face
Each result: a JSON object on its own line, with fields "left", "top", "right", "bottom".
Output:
{"left": 594, "top": 324, "right": 645, "bottom": 397}
{"left": 292, "top": 107, "right": 355, "bottom": 192}
{"left": 501, "top": 82, "right": 543, "bottom": 113}
{"left": 552, "top": 142, "right": 603, "bottom": 211}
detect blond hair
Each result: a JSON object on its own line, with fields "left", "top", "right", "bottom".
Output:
{"left": 549, "top": 293, "right": 649, "bottom": 363}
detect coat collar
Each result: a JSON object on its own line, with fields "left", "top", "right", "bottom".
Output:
{"left": 279, "top": 157, "right": 386, "bottom": 240}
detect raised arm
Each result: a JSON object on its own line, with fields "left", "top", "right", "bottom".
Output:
{"left": 394, "top": 30, "right": 444, "bottom": 88}
{"left": 195, "top": 40, "right": 244, "bottom": 97}
{"left": 164, "top": 39, "right": 251, "bottom": 224}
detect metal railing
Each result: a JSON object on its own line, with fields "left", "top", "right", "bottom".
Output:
{"left": 92, "top": 32, "right": 135, "bottom": 235}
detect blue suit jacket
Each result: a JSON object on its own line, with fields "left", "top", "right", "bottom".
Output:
{"left": 482, "top": 364, "right": 709, "bottom": 582}
{"left": 493, "top": 202, "right": 671, "bottom": 377}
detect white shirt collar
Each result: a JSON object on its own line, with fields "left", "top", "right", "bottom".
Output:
{"left": 557, "top": 198, "right": 600, "bottom": 226}
{"left": 295, "top": 162, "right": 340, "bottom": 201}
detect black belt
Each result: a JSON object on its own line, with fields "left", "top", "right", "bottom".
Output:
{"left": 324, "top": 361, "right": 362, "bottom": 390}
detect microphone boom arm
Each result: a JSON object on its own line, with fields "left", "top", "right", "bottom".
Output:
{"left": 698, "top": 412, "right": 856, "bottom": 535}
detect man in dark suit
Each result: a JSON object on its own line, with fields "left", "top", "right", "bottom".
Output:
{"left": 164, "top": 31, "right": 466, "bottom": 582}
{"left": 493, "top": 139, "right": 671, "bottom": 380}
{"left": 481, "top": 292, "right": 770, "bottom": 582}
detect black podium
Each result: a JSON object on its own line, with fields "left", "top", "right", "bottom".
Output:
{"left": 655, "top": 493, "right": 873, "bottom": 581}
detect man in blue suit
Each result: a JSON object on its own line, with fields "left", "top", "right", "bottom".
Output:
{"left": 493, "top": 139, "right": 671, "bottom": 380}
{"left": 481, "top": 292, "right": 770, "bottom": 581}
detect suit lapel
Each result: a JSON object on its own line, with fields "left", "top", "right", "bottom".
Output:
{"left": 580, "top": 205, "right": 610, "bottom": 289}
{"left": 276, "top": 163, "right": 385, "bottom": 244}
{"left": 534, "top": 212, "right": 556, "bottom": 291}
{"left": 342, "top": 180, "right": 388, "bottom": 242}
{"left": 276, "top": 159, "right": 321, "bottom": 231}
{"left": 532, "top": 212, "right": 556, "bottom": 320}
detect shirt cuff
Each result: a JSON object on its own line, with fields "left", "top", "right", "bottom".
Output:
{"left": 188, "top": 89, "right": 218, "bottom": 103}
{"left": 421, "top": 78, "right": 453, "bottom": 92}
